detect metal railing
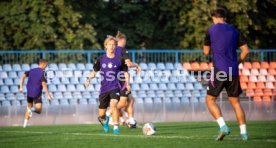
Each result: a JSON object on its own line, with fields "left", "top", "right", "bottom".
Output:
{"left": 0, "top": 49, "right": 275, "bottom": 64}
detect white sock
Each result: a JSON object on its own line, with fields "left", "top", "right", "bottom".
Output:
{"left": 216, "top": 117, "right": 226, "bottom": 128}
{"left": 119, "top": 117, "right": 125, "bottom": 123}
{"left": 124, "top": 112, "right": 129, "bottom": 118}
{"left": 113, "top": 123, "right": 119, "bottom": 130}
{"left": 23, "top": 119, "right": 28, "bottom": 127}
{"left": 240, "top": 124, "right": 247, "bottom": 134}
{"left": 129, "top": 117, "right": 135, "bottom": 124}
{"left": 106, "top": 111, "right": 111, "bottom": 117}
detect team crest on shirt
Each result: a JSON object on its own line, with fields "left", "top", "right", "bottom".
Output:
{"left": 102, "top": 63, "right": 107, "bottom": 68}
{"left": 108, "top": 62, "right": 113, "bottom": 68}
{"left": 114, "top": 65, "right": 117, "bottom": 68}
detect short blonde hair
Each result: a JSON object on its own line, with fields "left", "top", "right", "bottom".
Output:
{"left": 104, "top": 35, "right": 118, "bottom": 48}
{"left": 116, "top": 31, "right": 126, "bottom": 40}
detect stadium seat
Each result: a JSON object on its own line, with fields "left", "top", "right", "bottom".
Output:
{"left": 194, "top": 83, "right": 203, "bottom": 90}
{"left": 31, "top": 64, "right": 38, "bottom": 69}
{"left": 0, "top": 94, "right": 5, "bottom": 101}
{"left": 176, "top": 83, "right": 185, "bottom": 90}
{"left": 76, "top": 84, "right": 85, "bottom": 92}
{"left": 86, "top": 85, "right": 94, "bottom": 91}
{"left": 256, "top": 82, "right": 265, "bottom": 89}
{"left": 51, "top": 78, "right": 61, "bottom": 84}
{"left": 6, "top": 93, "right": 15, "bottom": 100}
{"left": 269, "top": 62, "right": 276, "bottom": 69}
{"left": 67, "top": 63, "right": 76, "bottom": 70}
{"left": 253, "top": 96, "right": 262, "bottom": 102}
{"left": 190, "top": 62, "right": 200, "bottom": 71}
{"left": 266, "top": 82, "right": 274, "bottom": 89}
{"left": 15, "top": 93, "right": 24, "bottom": 100}
{"left": 259, "top": 69, "right": 268, "bottom": 75}
{"left": 70, "top": 99, "right": 78, "bottom": 105}
{"left": 251, "top": 69, "right": 259, "bottom": 75}
{"left": 82, "top": 92, "right": 91, "bottom": 99}
{"left": 135, "top": 97, "right": 143, "bottom": 103}
{"left": 21, "top": 64, "right": 30, "bottom": 71}
{"left": 138, "top": 91, "right": 147, "bottom": 97}
{"left": 243, "top": 62, "right": 252, "bottom": 69}
{"left": 187, "top": 76, "right": 197, "bottom": 82}
{"left": 86, "top": 63, "right": 93, "bottom": 70}
{"left": 140, "top": 84, "right": 149, "bottom": 90}
{"left": 10, "top": 85, "right": 19, "bottom": 93}
{"left": 172, "top": 98, "right": 180, "bottom": 103}
{"left": 263, "top": 96, "right": 272, "bottom": 102}
{"left": 183, "top": 90, "right": 192, "bottom": 97}
{"left": 153, "top": 97, "right": 162, "bottom": 103}
{"left": 74, "top": 70, "right": 82, "bottom": 78}
{"left": 159, "top": 83, "right": 167, "bottom": 90}
{"left": 4, "top": 78, "right": 13, "bottom": 85}
{"left": 167, "top": 83, "right": 176, "bottom": 90}
{"left": 261, "top": 62, "right": 269, "bottom": 69}
{"left": 70, "top": 77, "right": 79, "bottom": 84}
{"left": 165, "top": 63, "right": 174, "bottom": 70}
{"left": 163, "top": 98, "right": 171, "bottom": 103}
{"left": 157, "top": 63, "right": 165, "bottom": 70}
{"left": 63, "top": 70, "right": 73, "bottom": 78}
{"left": 257, "top": 75, "right": 266, "bottom": 82}
{"left": 174, "top": 63, "right": 183, "bottom": 70}
{"left": 183, "top": 62, "right": 191, "bottom": 70}
{"left": 12, "top": 64, "right": 21, "bottom": 71}
{"left": 60, "top": 78, "right": 70, "bottom": 84}
{"left": 268, "top": 69, "right": 276, "bottom": 75}
{"left": 88, "top": 99, "right": 97, "bottom": 105}
{"left": 94, "top": 84, "right": 101, "bottom": 91}
{"left": 165, "top": 90, "right": 174, "bottom": 97}
{"left": 58, "top": 63, "right": 67, "bottom": 70}
{"left": 50, "top": 99, "right": 59, "bottom": 105}
{"left": 131, "top": 84, "right": 140, "bottom": 91}
{"left": 0, "top": 79, "right": 3, "bottom": 85}
{"left": 249, "top": 76, "right": 258, "bottom": 82}
{"left": 149, "top": 83, "right": 158, "bottom": 90}
{"left": 63, "top": 92, "right": 73, "bottom": 99}
{"left": 8, "top": 71, "right": 17, "bottom": 78}
{"left": 252, "top": 62, "right": 261, "bottom": 69}
{"left": 247, "top": 82, "right": 256, "bottom": 90}
{"left": 148, "top": 63, "right": 156, "bottom": 70}
{"left": 174, "top": 90, "right": 183, "bottom": 97}
{"left": 134, "top": 76, "right": 143, "bottom": 83}
{"left": 170, "top": 76, "right": 179, "bottom": 83}
{"left": 242, "top": 69, "right": 250, "bottom": 76}
{"left": 263, "top": 89, "right": 273, "bottom": 97}
{"left": 267, "top": 75, "right": 275, "bottom": 82}
{"left": 0, "top": 71, "right": 8, "bottom": 78}
{"left": 67, "top": 84, "right": 76, "bottom": 91}
{"left": 186, "top": 83, "right": 194, "bottom": 90}
{"left": 49, "top": 84, "right": 57, "bottom": 92}
{"left": 72, "top": 92, "right": 82, "bottom": 99}
{"left": 181, "top": 97, "right": 190, "bottom": 103}
{"left": 76, "top": 63, "right": 85, "bottom": 70}
{"left": 2, "top": 100, "right": 11, "bottom": 106}
{"left": 57, "top": 84, "right": 67, "bottom": 92}
{"left": 200, "top": 62, "right": 209, "bottom": 71}
{"left": 156, "top": 90, "right": 165, "bottom": 97}
{"left": 3, "top": 64, "right": 12, "bottom": 71}
{"left": 54, "top": 92, "right": 63, "bottom": 99}
{"left": 139, "top": 63, "right": 148, "bottom": 70}
{"left": 147, "top": 90, "right": 156, "bottom": 97}
{"left": 240, "top": 75, "right": 248, "bottom": 82}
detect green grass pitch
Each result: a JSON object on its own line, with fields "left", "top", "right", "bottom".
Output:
{"left": 0, "top": 121, "right": 276, "bottom": 148}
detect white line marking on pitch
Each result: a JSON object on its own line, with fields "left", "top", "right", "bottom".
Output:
{"left": 0, "top": 131, "right": 275, "bottom": 143}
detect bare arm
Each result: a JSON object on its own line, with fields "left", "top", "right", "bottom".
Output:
{"left": 125, "top": 59, "right": 141, "bottom": 72}
{"left": 203, "top": 45, "right": 211, "bottom": 55}
{"left": 19, "top": 73, "right": 27, "bottom": 93}
{"left": 124, "top": 72, "right": 131, "bottom": 92}
{"left": 85, "top": 71, "right": 97, "bottom": 88}
{"left": 238, "top": 44, "right": 250, "bottom": 63}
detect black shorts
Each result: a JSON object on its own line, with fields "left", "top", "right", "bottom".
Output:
{"left": 99, "top": 89, "right": 120, "bottom": 109}
{"left": 207, "top": 69, "right": 242, "bottom": 97}
{"left": 27, "top": 96, "right": 42, "bottom": 104}
{"left": 119, "top": 81, "right": 131, "bottom": 97}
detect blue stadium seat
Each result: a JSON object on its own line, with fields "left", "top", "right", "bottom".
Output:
{"left": 148, "top": 63, "right": 156, "bottom": 70}
{"left": 63, "top": 70, "right": 73, "bottom": 78}
{"left": 151, "top": 76, "right": 160, "bottom": 83}
{"left": 191, "top": 97, "right": 199, "bottom": 103}
{"left": 74, "top": 70, "right": 82, "bottom": 78}
{"left": 31, "top": 64, "right": 38, "bottom": 69}
{"left": 58, "top": 63, "right": 67, "bottom": 70}
{"left": 135, "top": 97, "right": 143, "bottom": 103}
{"left": 138, "top": 91, "right": 147, "bottom": 97}
{"left": 21, "top": 64, "right": 30, "bottom": 71}
{"left": 159, "top": 83, "right": 167, "bottom": 90}
{"left": 187, "top": 75, "right": 196, "bottom": 82}
{"left": 10, "top": 85, "right": 19, "bottom": 93}
{"left": 179, "top": 76, "right": 188, "bottom": 83}
{"left": 131, "top": 84, "right": 140, "bottom": 91}
{"left": 13, "top": 78, "right": 20, "bottom": 85}
{"left": 165, "top": 63, "right": 174, "bottom": 70}
{"left": 140, "top": 84, "right": 149, "bottom": 90}
{"left": 156, "top": 90, "right": 165, "bottom": 97}
{"left": 0, "top": 94, "right": 5, "bottom": 101}
{"left": 3, "top": 64, "right": 12, "bottom": 71}
{"left": 163, "top": 70, "right": 172, "bottom": 77}
{"left": 174, "top": 63, "right": 183, "bottom": 70}
{"left": 147, "top": 90, "right": 156, "bottom": 97}
{"left": 79, "top": 99, "right": 88, "bottom": 105}
{"left": 49, "top": 84, "right": 57, "bottom": 92}
{"left": 72, "top": 92, "right": 82, "bottom": 99}
{"left": 60, "top": 99, "right": 69, "bottom": 105}
{"left": 165, "top": 90, "right": 174, "bottom": 97}
{"left": 176, "top": 83, "right": 185, "bottom": 90}
{"left": 174, "top": 90, "right": 183, "bottom": 97}
{"left": 63, "top": 92, "right": 73, "bottom": 99}
{"left": 172, "top": 98, "right": 180, "bottom": 103}
{"left": 12, "top": 64, "right": 21, "bottom": 71}
{"left": 67, "top": 63, "right": 76, "bottom": 70}
{"left": 60, "top": 78, "right": 70, "bottom": 84}
{"left": 134, "top": 76, "right": 143, "bottom": 83}
{"left": 0, "top": 71, "right": 8, "bottom": 78}
{"left": 57, "top": 84, "right": 67, "bottom": 92}
{"left": 17, "top": 71, "right": 25, "bottom": 77}
{"left": 181, "top": 97, "right": 190, "bottom": 103}
{"left": 76, "top": 63, "right": 85, "bottom": 70}
{"left": 186, "top": 83, "right": 194, "bottom": 90}
{"left": 85, "top": 85, "right": 94, "bottom": 91}
{"left": 48, "top": 63, "right": 58, "bottom": 70}
{"left": 199, "top": 96, "right": 206, "bottom": 102}
{"left": 194, "top": 83, "right": 203, "bottom": 90}
{"left": 51, "top": 78, "right": 61, "bottom": 85}
{"left": 50, "top": 99, "right": 59, "bottom": 105}
{"left": 144, "top": 98, "right": 153, "bottom": 103}
{"left": 86, "top": 63, "right": 94, "bottom": 70}
{"left": 157, "top": 63, "right": 165, "bottom": 70}
{"left": 21, "top": 100, "right": 27, "bottom": 106}
{"left": 54, "top": 92, "right": 63, "bottom": 99}
{"left": 192, "top": 90, "right": 201, "bottom": 97}
{"left": 67, "top": 84, "right": 76, "bottom": 92}
{"left": 11, "top": 100, "right": 21, "bottom": 106}
{"left": 76, "top": 84, "right": 85, "bottom": 92}
{"left": 0, "top": 79, "right": 3, "bottom": 85}
{"left": 183, "top": 90, "right": 192, "bottom": 97}
{"left": 2, "top": 100, "right": 11, "bottom": 106}
{"left": 83, "top": 92, "right": 91, "bottom": 99}
{"left": 153, "top": 97, "right": 162, "bottom": 103}
{"left": 163, "top": 98, "right": 171, "bottom": 103}
{"left": 88, "top": 99, "right": 97, "bottom": 105}
{"left": 4, "top": 78, "right": 13, "bottom": 85}
{"left": 94, "top": 84, "right": 101, "bottom": 91}
{"left": 139, "top": 63, "right": 148, "bottom": 70}
{"left": 160, "top": 76, "right": 170, "bottom": 83}
{"left": 70, "top": 99, "right": 78, "bottom": 105}
{"left": 6, "top": 93, "right": 15, "bottom": 100}
{"left": 143, "top": 77, "right": 152, "bottom": 83}
{"left": 149, "top": 83, "right": 158, "bottom": 90}
{"left": 90, "top": 78, "right": 98, "bottom": 84}
{"left": 91, "top": 91, "right": 99, "bottom": 98}
{"left": 167, "top": 83, "right": 176, "bottom": 90}
{"left": 180, "top": 69, "right": 190, "bottom": 76}
{"left": 8, "top": 71, "right": 17, "bottom": 78}
{"left": 0, "top": 65, "right": 2, "bottom": 71}
{"left": 170, "top": 76, "right": 179, "bottom": 83}
{"left": 128, "top": 69, "right": 136, "bottom": 77}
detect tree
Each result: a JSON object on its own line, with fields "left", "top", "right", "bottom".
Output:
{"left": 0, "top": 0, "right": 100, "bottom": 50}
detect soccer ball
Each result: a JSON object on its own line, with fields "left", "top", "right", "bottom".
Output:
{"left": 142, "top": 123, "right": 156, "bottom": 136}
{"left": 126, "top": 119, "right": 138, "bottom": 128}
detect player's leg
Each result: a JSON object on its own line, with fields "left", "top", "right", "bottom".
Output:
{"left": 23, "top": 97, "right": 33, "bottom": 128}
{"left": 110, "top": 89, "right": 121, "bottom": 134}
{"left": 33, "top": 96, "right": 43, "bottom": 114}
{"left": 117, "top": 96, "right": 128, "bottom": 125}
{"left": 125, "top": 94, "right": 137, "bottom": 127}
{"left": 98, "top": 93, "right": 110, "bottom": 133}
{"left": 226, "top": 76, "right": 248, "bottom": 140}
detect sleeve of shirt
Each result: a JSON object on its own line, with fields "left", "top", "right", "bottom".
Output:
{"left": 204, "top": 30, "right": 211, "bottom": 46}
{"left": 120, "top": 58, "right": 128, "bottom": 72}
{"left": 121, "top": 48, "right": 130, "bottom": 60}
{"left": 24, "top": 71, "right": 30, "bottom": 77}
{"left": 93, "top": 58, "right": 101, "bottom": 72}
{"left": 42, "top": 72, "right": 47, "bottom": 83}
{"left": 237, "top": 31, "right": 247, "bottom": 47}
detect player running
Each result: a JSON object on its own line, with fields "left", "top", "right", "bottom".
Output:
{"left": 85, "top": 35, "right": 130, "bottom": 135}
{"left": 203, "top": 7, "right": 250, "bottom": 141}
{"left": 19, "top": 59, "right": 53, "bottom": 128}
{"left": 107, "top": 31, "right": 141, "bottom": 128}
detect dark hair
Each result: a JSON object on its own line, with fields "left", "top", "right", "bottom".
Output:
{"left": 211, "top": 7, "right": 227, "bottom": 19}
{"left": 39, "top": 59, "right": 47, "bottom": 64}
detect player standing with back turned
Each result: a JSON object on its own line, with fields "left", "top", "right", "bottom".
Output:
{"left": 203, "top": 7, "right": 250, "bottom": 141}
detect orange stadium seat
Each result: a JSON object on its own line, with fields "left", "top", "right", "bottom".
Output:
{"left": 254, "top": 89, "right": 263, "bottom": 96}
{"left": 249, "top": 76, "right": 258, "bottom": 82}
{"left": 269, "top": 62, "right": 276, "bottom": 69}
{"left": 268, "top": 69, "right": 276, "bottom": 75}
{"left": 242, "top": 69, "right": 250, "bottom": 76}
{"left": 257, "top": 75, "right": 266, "bottom": 82}
{"left": 251, "top": 69, "right": 259, "bottom": 75}
{"left": 190, "top": 62, "right": 200, "bottom": 71}
{"left": 183, "top": 62, "right": 191, "bottom": 70}
{"left": 200, "top": 62, "right": 209, "bottom": 71}
{"left": 243, "top": 62, "right": 252, "bottom": 69}
{"left": 247, "top": 82, "right": 256, "bottom": 90}
{"left": 252, "top": 62, "right": 261, "bottom": 69}
{"left": 259, "top": 69, "right": 268, "bottom": 75}
{"left": 256, "top": 82, "right": 265, "bottom": 89}
{"left": 263, "top": 96, "right": 272, "bottom": 102}
{"left": 240, "top": 82, "right": 247, "bottom": 90}
{"left": 266, "top": 82, "right": 275, "bottom": 89}
{"left": 261, "top": 62, "right": 269, "bottom": 69}
{"left": 263, "top": 89, "right": 273, "bottom": 96}
{"left": 253, "top": 96, "right": 262, "bottom": 102}
{"left": 240, "top": 75, "right": 248, "bottom": 82}
{"left": 267, "top": 75, "right": 276, "bottom": 82}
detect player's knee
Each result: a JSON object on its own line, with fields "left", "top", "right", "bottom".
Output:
{"left": 110, "top": 99, "right": 118, "bottom": 108}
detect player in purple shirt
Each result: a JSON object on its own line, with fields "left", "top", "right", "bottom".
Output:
{"left": 85, "top": 35, "right": 130, "bottom": 135}
{"left": 19, "top": 59, "right": 53, "bottom": 128}
{"left": 203, "top": 8, "right": 249, "bottom": 141}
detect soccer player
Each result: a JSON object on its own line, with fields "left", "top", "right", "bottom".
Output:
{"left": 203, "top": 7, "right": 250, "bottom": 141}
{"left": 112, "top": 31, "right": 141, "bottom": 127}
{"left": 85, "top": 35, "right": 130, "bottom": 135}
{"left": 19, "top": 59, "right": 53, "bottom": 128}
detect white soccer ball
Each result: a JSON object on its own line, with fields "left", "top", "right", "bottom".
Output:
{"left": 142, "top": 123, "right": 156, "bottom": 136}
